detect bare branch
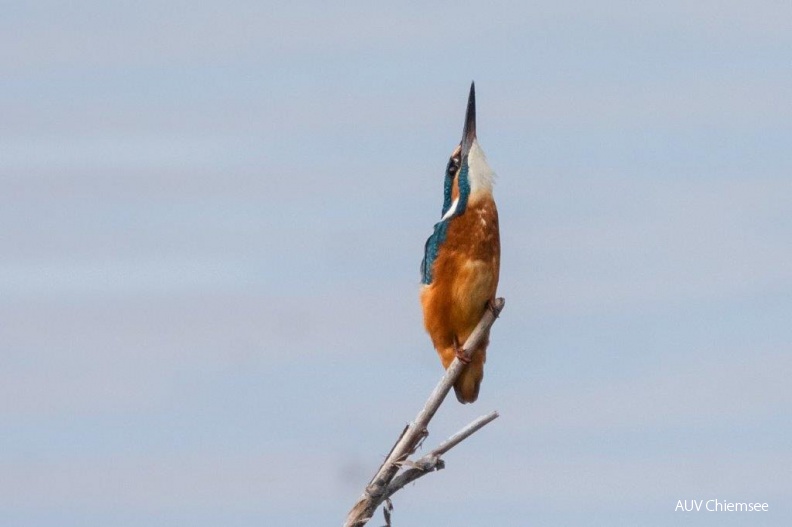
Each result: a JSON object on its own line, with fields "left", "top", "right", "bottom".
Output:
{"left": 343, "top": 298, "right": 505, "bottom": 527}
{"left": 383, "top": 410, "right": 499, "bottom": 499}
{"left": 427, "top": 409, "right": 500, "bottom": 458}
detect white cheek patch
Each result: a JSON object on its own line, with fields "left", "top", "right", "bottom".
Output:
{"left": 442, "top": 197, "right": 460, "bottom": 220}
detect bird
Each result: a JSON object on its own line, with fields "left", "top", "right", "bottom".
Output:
{"left": 420, "top": 82, "right": 500, "bottom": 403}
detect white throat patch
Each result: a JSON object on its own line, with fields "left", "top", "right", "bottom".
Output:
{"left": 467, "top": 139, "right": 495, "bottom": 195}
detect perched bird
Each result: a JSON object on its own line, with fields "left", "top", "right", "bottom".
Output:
{"left": 420, "top": 82, "right": 500, "bottom": 403}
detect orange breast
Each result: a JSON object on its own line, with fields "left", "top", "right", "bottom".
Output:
{"left": 420, "top": 196, "right": 500, "bottom": 352}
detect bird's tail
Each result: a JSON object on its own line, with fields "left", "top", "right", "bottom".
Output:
{"left": 453, "top": 347, "right": 486, "bottom": 404}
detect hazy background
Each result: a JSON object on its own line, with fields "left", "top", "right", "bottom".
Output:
{"left": 2, "top": 1, "right": 790, "bottom": 525}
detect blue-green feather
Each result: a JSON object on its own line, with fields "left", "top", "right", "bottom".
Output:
{"left": 457, "top": 161, "right": 470, "bottom": 212}
{"left": 421, "top": 220, "right": 448, "bottom": 284}
{"left": 441, "top": 158, "right": 455, "bottom": 217}
{"left": 421, "top": 158, "right": 471, "bottom": 285}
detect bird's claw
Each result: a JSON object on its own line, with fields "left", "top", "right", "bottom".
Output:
{"left": 454, "top": 339, "right": 470, "bottom": 364}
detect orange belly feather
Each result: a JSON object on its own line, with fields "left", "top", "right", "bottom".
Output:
{"left": 421, "top": 196, "right": 500, "bottom": 403}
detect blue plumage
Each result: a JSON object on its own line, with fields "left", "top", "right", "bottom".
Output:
{"left": 421, "top": 161, "right": 471, "bottom": 284}
{"left": 421, "top": 220, "right": 448, "bottom": 284}
{"left": 441, "top": 157, "right": 456, "bottom": 217}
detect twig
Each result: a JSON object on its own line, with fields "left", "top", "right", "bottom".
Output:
{"left": 383, "top": 410, "right": 500, "bottom": 499}
{"left": 343, "top": 298, "right": 505, "bottom": 527}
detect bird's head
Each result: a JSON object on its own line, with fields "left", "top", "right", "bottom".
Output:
{"left": 441, "top": 82, "right": 495, "bottom": 219}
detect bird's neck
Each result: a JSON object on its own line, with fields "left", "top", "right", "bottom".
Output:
{"left": 465, "top": 140, "right": 495, "bottom": 201}
{"left": 441, "top": 140, "right": 495, "bottom": 220}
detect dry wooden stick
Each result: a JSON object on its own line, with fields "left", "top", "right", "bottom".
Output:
{"left": 383, "top": 410, "right": 500, "bottom": 499}
{"left": 343, "top": 298, "right": 505, "bottom": 527}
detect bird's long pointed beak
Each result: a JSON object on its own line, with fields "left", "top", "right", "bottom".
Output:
{"left": 460, "top": 81, "right": 476, "bottom": 157}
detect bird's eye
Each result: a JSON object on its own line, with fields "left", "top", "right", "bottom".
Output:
{"left": 447, "top": 156, "right": 461, "bottom": 173}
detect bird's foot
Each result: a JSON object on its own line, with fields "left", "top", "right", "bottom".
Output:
{"left": 454, "top": 338, "right": 470, "bottom": 364}
{"left": 487, "top": 299, "right": 501, "bottom": 318}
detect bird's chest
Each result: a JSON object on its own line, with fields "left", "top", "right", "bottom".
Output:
{"left": 442, "top": 198, "right": 500, "bottom": 261}
{"left": 429, "top": 199, "right": 500, "bottom": 326}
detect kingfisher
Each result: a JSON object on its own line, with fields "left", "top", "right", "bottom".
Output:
{"left": 420, "top": 82, "right": 501, "bottom": 404}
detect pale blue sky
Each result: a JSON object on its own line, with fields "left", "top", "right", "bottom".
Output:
{"left": 1, "top": 1, "right": 790, "bottom": 526}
